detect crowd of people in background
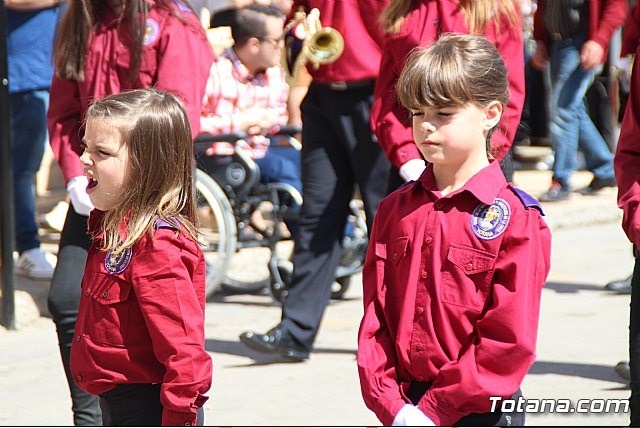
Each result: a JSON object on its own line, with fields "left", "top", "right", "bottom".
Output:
{"left": 6, "top": 0, "right": 640, "bottom": 426}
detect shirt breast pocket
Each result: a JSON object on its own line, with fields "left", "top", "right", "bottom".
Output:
{"left": 115, "top": 45, "right": 157, "bottom": 87}
{"left": 375, "top": 236, "right": 409, "bottom": 293}
{"left": 441, "top": 244, "right": 497, "bottom": 312}
{"left": 87, "top": 273, "right": 133, "bottom": 348}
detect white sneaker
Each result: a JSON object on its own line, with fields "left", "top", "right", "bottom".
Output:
{"left": 15, "top": 248, "right": 56, "bottom": 280}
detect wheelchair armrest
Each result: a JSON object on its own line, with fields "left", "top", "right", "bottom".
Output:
{"left": 194, "top": 132, "right": 248, "bottom": 156}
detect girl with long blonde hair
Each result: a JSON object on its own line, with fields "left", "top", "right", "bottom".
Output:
{"left": 372, "top": 0, "right": 524, "bottom": 189}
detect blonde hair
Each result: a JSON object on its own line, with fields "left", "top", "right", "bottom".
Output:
{"left": 85, "top": 89, "right": 198, "bottom": 253}
{"left": 380, "top": 0, "right": 520, "bottom": 35}
{"left": 397, "top": 33, "right": 509, "bottom": 147}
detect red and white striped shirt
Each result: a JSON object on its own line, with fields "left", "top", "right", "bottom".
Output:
{"left": 200, "top": 47, "right": 289, "bottom": 159}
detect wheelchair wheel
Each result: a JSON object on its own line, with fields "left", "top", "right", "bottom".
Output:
{"left": 195, "top": 169, "right": 237, "bottom": 297}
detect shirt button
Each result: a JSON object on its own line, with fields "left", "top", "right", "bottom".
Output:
{"left": 76, "top": 374, "right": 83, "bottom": 381}
{"left": 101, "top": 291, "right": 108, "bottom": 298}
{"left": 84, "top": 291, "right": 90, "bottom": 297}
{"left": 415, "top": 343, "right": 423, "bottom": 351}
{"left": 392, "top": 252, "right": 398, "bottom": 260}
{"left": 76, "top": 335, "right": 81, "bottom": 342}
{"left": 465, "top": 262, "right": 474, "bottom": 271}
{"left": 416, "top": 306, "right": 424, "bottom": 314}
{"left": 434, "top": 202, "right": 444, "bottom": 210}
{"left": 421, "top": 270, "right": 428, "bottom": 279}
{"left": 425, "top": 236, "right": 433, "bottom": 244}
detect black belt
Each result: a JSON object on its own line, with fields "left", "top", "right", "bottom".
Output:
{"left": 319, "top": 79, "right": 375, "bottom": 91}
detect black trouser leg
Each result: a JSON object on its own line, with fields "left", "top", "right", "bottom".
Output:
{"left": 47, "top": 206, "right": 101, "bottom": 425}
{"left": 281, "top": 83, "right": 389, "bottom": 349}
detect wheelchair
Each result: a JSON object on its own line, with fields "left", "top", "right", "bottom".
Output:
{"left": 194, "top": 127, "right": 368, "bottom": 302}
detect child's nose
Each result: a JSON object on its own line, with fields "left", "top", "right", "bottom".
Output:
{"left": 421, "top": 121, "right": 436, "bottom": 133}
{"left": 79, "top": 151, "right": 91, "bottom": 165}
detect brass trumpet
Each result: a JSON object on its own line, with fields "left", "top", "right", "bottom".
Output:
{"left": 284, "top": 7, "right": 344, "bottom": 78}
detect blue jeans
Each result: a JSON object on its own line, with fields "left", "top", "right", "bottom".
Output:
{"left": 255, "top": 145, "right": 301, "bottom": 238}
{"left": 548, "top": 35, "right": 614, "bottom": 186}
{"left": 10, "top": 90, "right": 49, "bottom": 253}
{"left": 254, "top": 145, "right": 301, "bottom": 193}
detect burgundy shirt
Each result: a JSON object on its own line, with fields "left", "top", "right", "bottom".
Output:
{"left": 357, "top": 161, "right": 551, "bottom": 426}
{"left": 48, "top": 0, "right": 214, "bottom": 183}
{"left": 289, "top": 0, "right": 389, "bottom": 83}
{"left": 70, "top": 215, "right": 212, "bottom": 426}
{"left": 371, "top": 0, "right": 525, "bottom": 169}
{"left": 616, "top": 48, "right": 640, "bottom": 246}
{"left": 622, "top": 2, "right": 640, "bottom": 56}
{"left": 534, "top": 0, "right": 628, "bottom": 59}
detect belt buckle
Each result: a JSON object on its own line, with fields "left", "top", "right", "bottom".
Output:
{"left": 329, "top": 81, "right": 348, "bottom": 90}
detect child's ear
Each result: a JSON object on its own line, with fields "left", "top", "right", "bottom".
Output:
{"left": 483, "top": 101, "right": 503, "bottom": 131}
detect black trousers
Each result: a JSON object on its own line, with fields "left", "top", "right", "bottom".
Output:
{"left": 99, "top": 384, "right": 205, "bottom": 426}
{"left": 629, "top": 247, "right": 640, "bottom": 425}
{"left": 47, "top": 206, "right": 102, "bottom": 425}
{"left": 406, "top": 382, "right": 525, "bottom": 427}
{"left": 281, "top": 82, "right": 391, "bottom": 349}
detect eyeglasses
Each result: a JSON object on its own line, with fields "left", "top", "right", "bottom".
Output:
{"left": 259, "top": 35, "right": 284, "bottom": 46}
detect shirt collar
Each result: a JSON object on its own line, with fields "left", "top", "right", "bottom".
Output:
{"left": 224, "top": 47, "right": 266, "bottom": 83}
{"left": 419, "top": 159, "right": 506, "bottom": 205}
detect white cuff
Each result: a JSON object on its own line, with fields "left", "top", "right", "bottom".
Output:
{"left": 398, "top": 159, "right": 426, "bottom": 182}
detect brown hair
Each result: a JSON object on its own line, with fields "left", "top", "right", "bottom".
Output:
{"left": 397, "top": 33, "right": 509, "bottom": 145}
{"left": 380, "top": 0, "right": 520, "bottom": 35}
{"left": 85, "top": 89, "right": 198, "bottom": 253}
{"left": 54, "top": 0, "right": 194, "bottom": 82}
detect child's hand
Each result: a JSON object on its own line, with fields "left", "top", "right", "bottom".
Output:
{"left": 66, "top": 176, "right": 95, "bottom": 217}
{"left": 392, "top": 404, "right": 435, "bottom": 426}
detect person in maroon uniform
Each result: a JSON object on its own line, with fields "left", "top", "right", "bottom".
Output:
{"left": 71, "top": 89, "right": 211, "bottom": 426}
{"left": 373, "top": 0, "right": 525, "bottom": 189}
{"left": 46, "top": 0, "right": 213, "bottom": 422}
{"left": 239, "top": 0, "right": 391, "bottom": 361}
{"left": 614, "top": 28, "right": 640, "bottom": 425}
{"left": 357, "top": 34, "right": 551, "bottom": 426}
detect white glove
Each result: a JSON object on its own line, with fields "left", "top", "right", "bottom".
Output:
{"left": 392, "top": 404, "right": 436, "bottom": 426}
{"left": 399, "top": 159, "right": 427, "bottom": 182}
{"left": 66, "top": 176, "right": 94, "bottom": 217}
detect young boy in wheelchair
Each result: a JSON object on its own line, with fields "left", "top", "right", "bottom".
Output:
{"left": 200, "top": 3, "right": 300, "bottom": 237}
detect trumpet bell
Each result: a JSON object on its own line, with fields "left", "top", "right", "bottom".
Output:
{"left": 307, "top": 27, "right": 344, "bottom": 66}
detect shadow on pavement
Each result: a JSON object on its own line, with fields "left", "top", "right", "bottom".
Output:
{"left": 529, "top": 360, "right": 628, "bottom": 385}
{"left": 544, "top": 281, "right": 619, "bottom": 294}
{"left": 205, "top": 337, "right": 356, "bottom": 366}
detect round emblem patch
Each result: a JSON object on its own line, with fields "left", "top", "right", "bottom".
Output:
{"left": 104, "top": 248, "right": 133, "bottom": 274}
{"left": 143, "top": 19, "right": 160, "bottom": 46}
{"left": 470, "top": 198, "right": 511, "bottom": 240}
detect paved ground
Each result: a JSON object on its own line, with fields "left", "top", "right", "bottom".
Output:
{"left": 0, "top": 151, "right": 635, "bottom": 426}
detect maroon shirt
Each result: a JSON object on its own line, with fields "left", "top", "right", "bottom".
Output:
{"left": 371, "top": 0, "right": 525, "bottom": 169}
{"left": 622, "top": 2, "right": 640, "bottom": 56}
{"left": 616, "top": 48, "right": 640, "bottom": 247}
{"left": 357, "top": 161, "right": 551, "bottom": 426}
{"left": 289, "top": 0, "right": 389, "bottom": 83}
{"left": 70, "top": 215, "right": 211, "bottom": 426}
{"left": 48, "top": 0, "right": 214, "bottom": 184}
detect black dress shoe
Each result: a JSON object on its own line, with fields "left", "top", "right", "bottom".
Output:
{"left": 605, "top": 275, "right": 632, "bottom": 294}
{"left": 539, "top": 181, "right": 571, "bottom": 202}
{"left": 239, "top": 324, "right": 309, "bottom": 362}
{"left": 577, "top": 176, "right": 617, "bottom": 195}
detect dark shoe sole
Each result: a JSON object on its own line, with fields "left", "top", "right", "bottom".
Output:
{"left": 239, "top": 331, "right": 309, "bottom": 362}
{"left": 239, "top": 331, "right": 278, "bottom": 354}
